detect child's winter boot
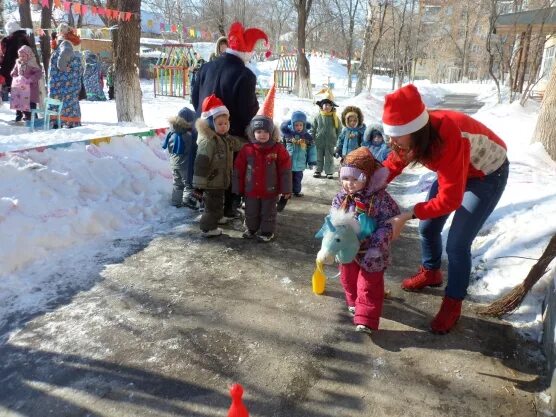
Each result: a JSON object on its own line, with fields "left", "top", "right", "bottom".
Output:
{"left": 401, "top": 266, "right": 443, "bottom": 291}
{"left": 430, "top": 296, "right": 462, "bottom": 334}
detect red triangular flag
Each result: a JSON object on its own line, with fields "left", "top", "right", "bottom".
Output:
{"left": 41, "top": 0, "right": 49, "bottom": 8}
{"left": 125, "top": 12, "right": 132, "bottom": 21}
{"left": 81, "top": 4, "right": 87, "bottom": 15}
{"left": 91, "top": 5, "right": 97, "bottom": 14}
{"left": 53, "top": 0, "right": 61, "bottom": 8}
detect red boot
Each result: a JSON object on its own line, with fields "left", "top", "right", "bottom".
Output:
{"left": 430, "top": 296, "right": 462, "bottom": 334}
{"left": 401, "top": 266, "right": 443, "bottom": 291}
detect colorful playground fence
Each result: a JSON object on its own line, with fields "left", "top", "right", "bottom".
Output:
{"left": 154, "top": 66, "right": 190, "bottom": 98}
{"left": 274, "top": 55, "right": 297, "bottom": 92}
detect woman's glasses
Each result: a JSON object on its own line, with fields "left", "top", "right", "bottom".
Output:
{"left": 391, "top": 142, "right": 412, "bottom": 155}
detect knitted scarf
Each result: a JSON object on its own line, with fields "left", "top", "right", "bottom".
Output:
{"left": 320, "top": 109, "right": 340, "bottom": 129}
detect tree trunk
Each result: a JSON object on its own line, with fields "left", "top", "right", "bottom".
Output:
{"left": 367, "top": 3, "right": 387, "bottom": 93}
{"left": 114, "top": 0, "right": 144, "bottom": 122}
{"left": 40, "top": 0, "right": 53, "bottom": 78}
{"left": 77, "top": 0, "right": 84, "bottom": 28}
{"left": 355, "top": 2, "right": 373, "bottom": 95}
{"left": 0, "top": 0, "right": 4, "bottom": 34}
{"left": 486, "top": 0, "right": 501, "bottom": 103}
{"left": 68, "top": 5, "right": 75, "bottom": 27}
{"left": 294, "top": 0, "right": 313, "bottom": 99}
{"left": 218, "top": 0, "right": 225, "bottom": 35}
{"left": 533, "top": 63, "right": 556, "bottom": 161}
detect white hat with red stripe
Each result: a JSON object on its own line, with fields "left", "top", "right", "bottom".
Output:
{"left": 201, "top": 94, "right": 229, "bottom": 119}
{"left": 382, "top": 84, "right": 429, "bottom": 137}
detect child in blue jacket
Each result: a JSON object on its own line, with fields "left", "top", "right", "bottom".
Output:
{"left": 335, "top": 106, "right": 366, "bottom": 160}
{"left": 361, "top": 123, "right": 391, "bottom": 163}
{"left": 162, "top": 107, "right": 199, "bottom": 209}
{"left": 281, "top": 110, "right": 317, "bottom": 197}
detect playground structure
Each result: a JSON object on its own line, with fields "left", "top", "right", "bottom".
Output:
{"left": 274, "top": 54, "right": 297, "bottom": 93}
{"left": 153, "top": 44, "right": 195, "bottom": 98}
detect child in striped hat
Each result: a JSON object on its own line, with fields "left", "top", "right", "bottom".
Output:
{"left": 331, "top": 146, "right": 400, "bottom": 334}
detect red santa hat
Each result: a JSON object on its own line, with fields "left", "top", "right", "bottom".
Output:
{"left": 227, "top": 21, "right": 271, "bottom": 58}
{"left": 382, "top": 84, "right": 429, "bottom": 137}
{"left": 201, "top": 94, "right": 229, "bottom": 119}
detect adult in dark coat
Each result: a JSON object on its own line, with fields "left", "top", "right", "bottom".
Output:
{"left": 191, "top": 22, "right": 269, "bottom": 138}
{"left": 191, "top": 21, "right": 270, "bottom": 217}
{"left": 1, "top": 22, "right": 32, "bottom": 91}
{"left": 0, "top": 21, "right": 32, "bottom": 118}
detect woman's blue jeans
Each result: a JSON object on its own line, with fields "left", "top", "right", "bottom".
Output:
{"left": 419, "top": 159, "right": 509, "bottom": 299}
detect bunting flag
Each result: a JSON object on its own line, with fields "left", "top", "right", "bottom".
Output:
{"left": 13, "top": 0, "right": 219, "bottom": 38}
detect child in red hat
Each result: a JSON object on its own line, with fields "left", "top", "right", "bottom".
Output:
{"left": 193, "top": 94, "right": 246, "bottom": 237}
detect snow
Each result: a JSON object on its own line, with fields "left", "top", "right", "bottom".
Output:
{"left": 0, "top": 57, "right": 555, "bottom": 343}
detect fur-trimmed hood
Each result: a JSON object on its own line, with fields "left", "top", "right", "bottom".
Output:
{"left": 364, "top": 123, "right": 385, "bottom": 142}
{"left": 341, "top": 106, "right": 364, "bottom": 128}
{"left": 245, "top": 121, "right": 281, "bottom": 146}
{"left": 195, "top": 118, "right": 220, "bottom": 142}
{"left": 169, "top": 115, "right": 193, "bottom": 134}
{"left": 214, "top": 36, "right": 228, "bottom": 55}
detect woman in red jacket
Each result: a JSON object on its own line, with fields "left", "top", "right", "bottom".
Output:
{"left": 383, "top": 84, "right": 509, "bottom": 334}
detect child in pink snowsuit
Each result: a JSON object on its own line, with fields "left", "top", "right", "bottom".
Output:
{"left": 10, "top": 45, "right": 42, "bottom": 121}
{"left": 331, "top": 146, "right": 400, "bottom": 334}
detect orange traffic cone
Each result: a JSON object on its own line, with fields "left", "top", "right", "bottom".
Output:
{"left": 258, "top": 83, "right": 276, "bottom": 119}
{"left": 228, "top": 383, "right": 249, "bottom": 417}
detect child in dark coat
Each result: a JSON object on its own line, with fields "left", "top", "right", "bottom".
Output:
{"left": 280, "top": 110, "right": 316, "bottom": 197}
{"left": 233, "top": 114, "right": 292, "bottom": 242}
{"left": 330, "top": 146, "right": 400, "bottom": 334}
{"left": 162, "top": 107, "right": 198, "bottom": 209}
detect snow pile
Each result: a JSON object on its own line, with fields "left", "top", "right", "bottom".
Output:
{"left": 0, "top": 136, "right": 176, "bottom": 278}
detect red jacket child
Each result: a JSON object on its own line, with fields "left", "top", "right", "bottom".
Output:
{"left": 233, "top": 114, "right": 292, "bottom": 242}
{"left": 233, "top": 117, "right": 292, "bottom": 199}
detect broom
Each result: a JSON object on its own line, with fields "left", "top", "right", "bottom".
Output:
{"left": 477, "top": 233, "right": 556, "bottom": 318}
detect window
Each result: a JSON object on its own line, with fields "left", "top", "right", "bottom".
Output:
{"left": 541, "top": 45, "right": 555, "bottom": 78}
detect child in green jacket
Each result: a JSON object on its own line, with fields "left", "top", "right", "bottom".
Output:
{"left": 312, "top": 92, "right": 342, "bottom": 179}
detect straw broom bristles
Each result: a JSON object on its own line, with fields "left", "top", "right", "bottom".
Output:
{"left": 477, "top": 233, "right": 556, "bottom": 318}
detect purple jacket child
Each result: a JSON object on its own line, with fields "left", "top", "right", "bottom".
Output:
{"left": 10, "top": 45, "right": 42, "bottom": 113}
{"left": 332, "top": 166, "right": 400, "bottom": 272}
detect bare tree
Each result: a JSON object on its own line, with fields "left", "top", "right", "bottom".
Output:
{"left": 355, "top": 0, "right": 388, "bottom": 95}
{"left": 486, "top": 0, "right": 503, "bottom": 103}
{"left": 113, "top": 0, "right": 144, "bottom": 122}
{"left": 269, "top": 0, "right": 292, "bottom": 53}
{"left": 293, "top": 0, "right": 313, "bottom": 98}
{"left": 0, "top": 0, "right": 4, "bottom": 33}
{"left": 331, "top": 0, "right": 361, "bottom": 89}
{"left": 390, "top": 0, "right": 409, "bottom": 89}
{"left": 533, "top": 62, "right": 556, "bottom": 160}
{"left": 39, "top": 0, "right": 53, "bottom": 78}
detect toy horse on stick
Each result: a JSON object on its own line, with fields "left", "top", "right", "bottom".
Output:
{"left": 312, "top": 209, "right": 376, "bottom": 295}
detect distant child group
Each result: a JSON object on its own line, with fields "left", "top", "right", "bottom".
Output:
{"left": 310, "top": 89, "right": 391, "bottom": 180}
